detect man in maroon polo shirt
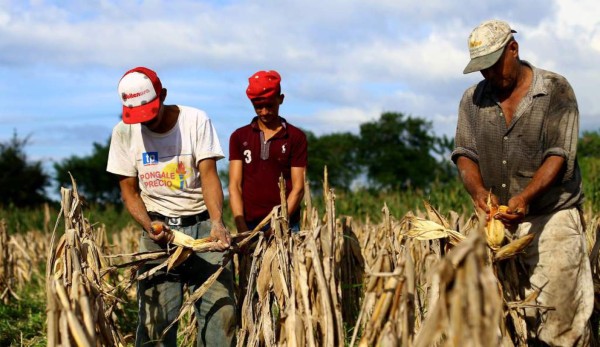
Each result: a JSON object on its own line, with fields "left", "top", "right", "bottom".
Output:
{"left": 228, "top": 70, "right": 308, "bottom": 233}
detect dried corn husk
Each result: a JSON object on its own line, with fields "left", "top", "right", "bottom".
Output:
{"left": 494, "top": 233, "right": 535, "bottom": 261}
{"left": 404, "top": 216, "right": 466, "bottom": 245}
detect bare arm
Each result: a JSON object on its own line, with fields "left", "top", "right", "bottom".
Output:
{"left": 456, "top": 156, "right": 495, "bottom": 214}
{"left": 118, "top": 176, "right": 171, "bottom": 242}
{"left": 499, "top": 155, "right": 565, "bottom": 223}
{"left": 228, "top": 159, "right": 248, "bottom": 233}
{"left": 458, "top": 155, "right": 565, "bottom": 224}
{"left": 199, "top": 158, "right": 230, "bottom": 249}
{"left": 287, "top": 166, "right": 305, "bottom": 217}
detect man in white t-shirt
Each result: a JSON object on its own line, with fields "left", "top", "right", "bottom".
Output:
{"left": 107, "top": 67, "right": 236, "bottom": 346}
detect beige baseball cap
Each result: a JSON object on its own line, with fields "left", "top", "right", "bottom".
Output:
{"left": 463, "top": 20, "right": 516, "bottom": 74}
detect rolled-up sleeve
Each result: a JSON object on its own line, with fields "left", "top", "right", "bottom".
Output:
{"left": 543, "top": 76, "right": 579, "bottom": 180}
{"left": 451, "top": 87, "right": 479, "bottom": 164}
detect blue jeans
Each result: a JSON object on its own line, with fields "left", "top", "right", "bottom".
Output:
{"left": 136, "top": 220, "right": 237, "bottom": 347}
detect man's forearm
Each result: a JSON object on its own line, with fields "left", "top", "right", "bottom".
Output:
{"left": 287, "top": 166, "right": 305, "bottom": 218}
{"left": 229, "top": 188, "right": 247, "bottom": 231}
{"left": 456, "top": 156, "right": 494, "bottom": 211}
{"left": 119, "top": 178, "right": 152, "bottom": 233}
{"left": 516, "top": 155, "right": 565, "bottom": 206}
{"left": 202, "top": 177, "right": 224, "bottom": 223}
{"left": 286, "top": 189, "right": 303, "bottom": 217}
{"left": 199, "top": 159, "right": 224, "bottom": 223}
{"left": 228, "top": 160, "right": 247, "bottom": 232}
{"left": 456, "top": 157, "right": 487, "bottom": 198}
{"left": 125, "top": 197, "right": 152, "bottom": 232}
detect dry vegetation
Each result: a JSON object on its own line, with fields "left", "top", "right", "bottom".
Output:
{"left": 1, "top": 173, "right": 599, "bottom": 346}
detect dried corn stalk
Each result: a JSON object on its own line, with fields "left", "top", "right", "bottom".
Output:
{"left": 46, "top": 178, "right": 125, "bottom": 346}
{"left": 237, "top": 172, "right": 347, "bottom": 347}
{"left": 413, "top": 231, "right": 504, "bottom": 347}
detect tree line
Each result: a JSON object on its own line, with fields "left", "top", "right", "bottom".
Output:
{"left": 3, "top": 111, "right": 600, "bottom": 208}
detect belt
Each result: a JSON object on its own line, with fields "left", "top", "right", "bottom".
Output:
{"left": 148, "top": 211, "right": 209, "bottom": 227}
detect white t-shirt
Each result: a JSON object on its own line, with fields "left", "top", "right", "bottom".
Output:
{"left": 107, "top": 105, "right": 224, "bottom": 216}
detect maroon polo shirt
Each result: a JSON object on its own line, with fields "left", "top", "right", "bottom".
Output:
{"left": 229, "top": 116, "right": 308, "bottom": 224}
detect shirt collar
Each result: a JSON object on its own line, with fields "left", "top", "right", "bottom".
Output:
{"left": 527, "top": 62, "right": 547, "bottom": 97}
{"left": 476, "top": 60, "right": 547, "bottom": 103}
{"left": 250, "top": 116, "right": 288, "bottom": 131}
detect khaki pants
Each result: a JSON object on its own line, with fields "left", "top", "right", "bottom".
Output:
{"left": 514, "top": 207, "right": 594, "bottom": 346}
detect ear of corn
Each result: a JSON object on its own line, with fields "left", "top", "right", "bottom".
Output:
{"left": 485, "top": 194, "right": 506, "bottom": 250}
{"left": 150, "top": 221, "right": 163, "bottom": 235}
{"left": 405, "top": 216, "right": 466, "bottom": 245}
{"left": 171, "top": 230, "right": 219, "bottom": 252}
{"left": 494, "top": 233, "right": 535, "bottom": 261}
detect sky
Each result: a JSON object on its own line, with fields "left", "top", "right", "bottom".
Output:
{"left": 1, "top": 0, "right": 600, "bottom": 193}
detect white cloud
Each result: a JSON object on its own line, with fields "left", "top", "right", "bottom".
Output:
{"left": 302, "top": 107, "right": 381, "bottom": 135}
{"left": 1, "top": 0, "right": 600, "bottom": 163}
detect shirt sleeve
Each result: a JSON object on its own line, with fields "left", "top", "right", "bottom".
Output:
{"left": 229, "top": 130, "right": 243, "bottom": 161}
{"left": 106, "top": 123, "right": 137, "bottom": 177}
{"left": 451, "top": 86, "right": 480, "bottom": 164}
{"left": 195, "top": 114, "right": 225, "bottom": 164}
{"left": 543, "top": 76, "right": 579, "bottom": 180}
{"left": 291, "top": 129, "right": 308, "bottom": 167}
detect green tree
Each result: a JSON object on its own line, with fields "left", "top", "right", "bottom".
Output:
{"left": 578, "top": 130, "right": 600, "bottom": 158}
{"left": 306, "top": 131, "right": 360, "bottom": 192}
{"left": 358, "top": 112, "right": 439, "bottom": 190}
{"left": 432, "top": 134, "right": 457, "bottom": 183}
{"left": 54, "top": 138, "right": 121, "bottom": 205}
{"left": 0, "top": 132, "right": 49, "bottom": 207}
{"left": 578, "top": 129, "right": 600, "bottom": 211}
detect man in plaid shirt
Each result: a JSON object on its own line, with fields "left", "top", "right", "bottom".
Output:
{"left": 452, "top": 20, "right": 594, "bottom": 346}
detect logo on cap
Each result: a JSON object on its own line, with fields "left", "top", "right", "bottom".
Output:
{"left": 463, "top": 20, "right": 516, "bottom": 74}
{"left": 118, "top": 67, "right": 163, "bottom": 124}
{"left": 122, "top": 89, "right": 151, "bottom": 102}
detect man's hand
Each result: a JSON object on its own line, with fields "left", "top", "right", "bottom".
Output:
{"left": 149, "top": 221, "right": 174, "bottom": 243}
{"left": 210, "top": 221, "right": 232, "bottom": 251}
{"left": 495, "top": 195, "right": 528, "bottom": 226}
{"left": 474, "top": 190, "right": 499, "bottom": 220}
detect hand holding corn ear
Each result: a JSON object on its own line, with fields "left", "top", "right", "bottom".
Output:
{"left": 150, "top": 220, "right": 232, "bottom": 252}
{"left": 485, "top": 194, "right": 506, "bottom": 250}
{"left": 500, "top": 194, "right": 528, "bottom": 225}
{"left": 150, "top": 221, "right": 175, "bottom": 243}
{"left": 209, "top": 221, "right": 232, "bottom": 251}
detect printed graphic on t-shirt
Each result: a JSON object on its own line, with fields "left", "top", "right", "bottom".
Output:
{"left": 138, "top": 152, "right": 194, "bottom": 194}
{"left": 142, "top": 152, "right": 159, "bottom": 165}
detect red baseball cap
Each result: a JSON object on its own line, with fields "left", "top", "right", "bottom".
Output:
{"left": 118, "top": 67, "right": 163, "bottom": 124}
{"left": 246, "top": 70, "right": 281, "bottom": 100}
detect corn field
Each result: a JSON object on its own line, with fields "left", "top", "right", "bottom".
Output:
{"left": 0, "top": 174, "right": 599, "bottom": 346}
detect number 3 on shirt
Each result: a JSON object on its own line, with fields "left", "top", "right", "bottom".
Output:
{"left": 243, "top": 149, "right": 252, "bottom": 164}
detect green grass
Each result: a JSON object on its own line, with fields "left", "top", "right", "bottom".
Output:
{"left": 0, "top": 267, "right": 139, "bottom": 346}
{"left": 0, "top": 284, "right": 47, "bottom": 347}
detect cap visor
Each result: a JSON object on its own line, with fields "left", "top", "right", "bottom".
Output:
{"left": 122, "top": 98, "right": 160, "bottom": 124}
{"left": 463, "top": 48, "right": 504, "bottom": 74}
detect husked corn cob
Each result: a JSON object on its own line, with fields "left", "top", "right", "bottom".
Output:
{"left": 494, "top": 233, "right": 535, "bottom": 261}
{"left": 150, "top": 221, "right": 221, "bottom": 252}
{"left": 485, "top": 199, "right": 507, "bottom": 250}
